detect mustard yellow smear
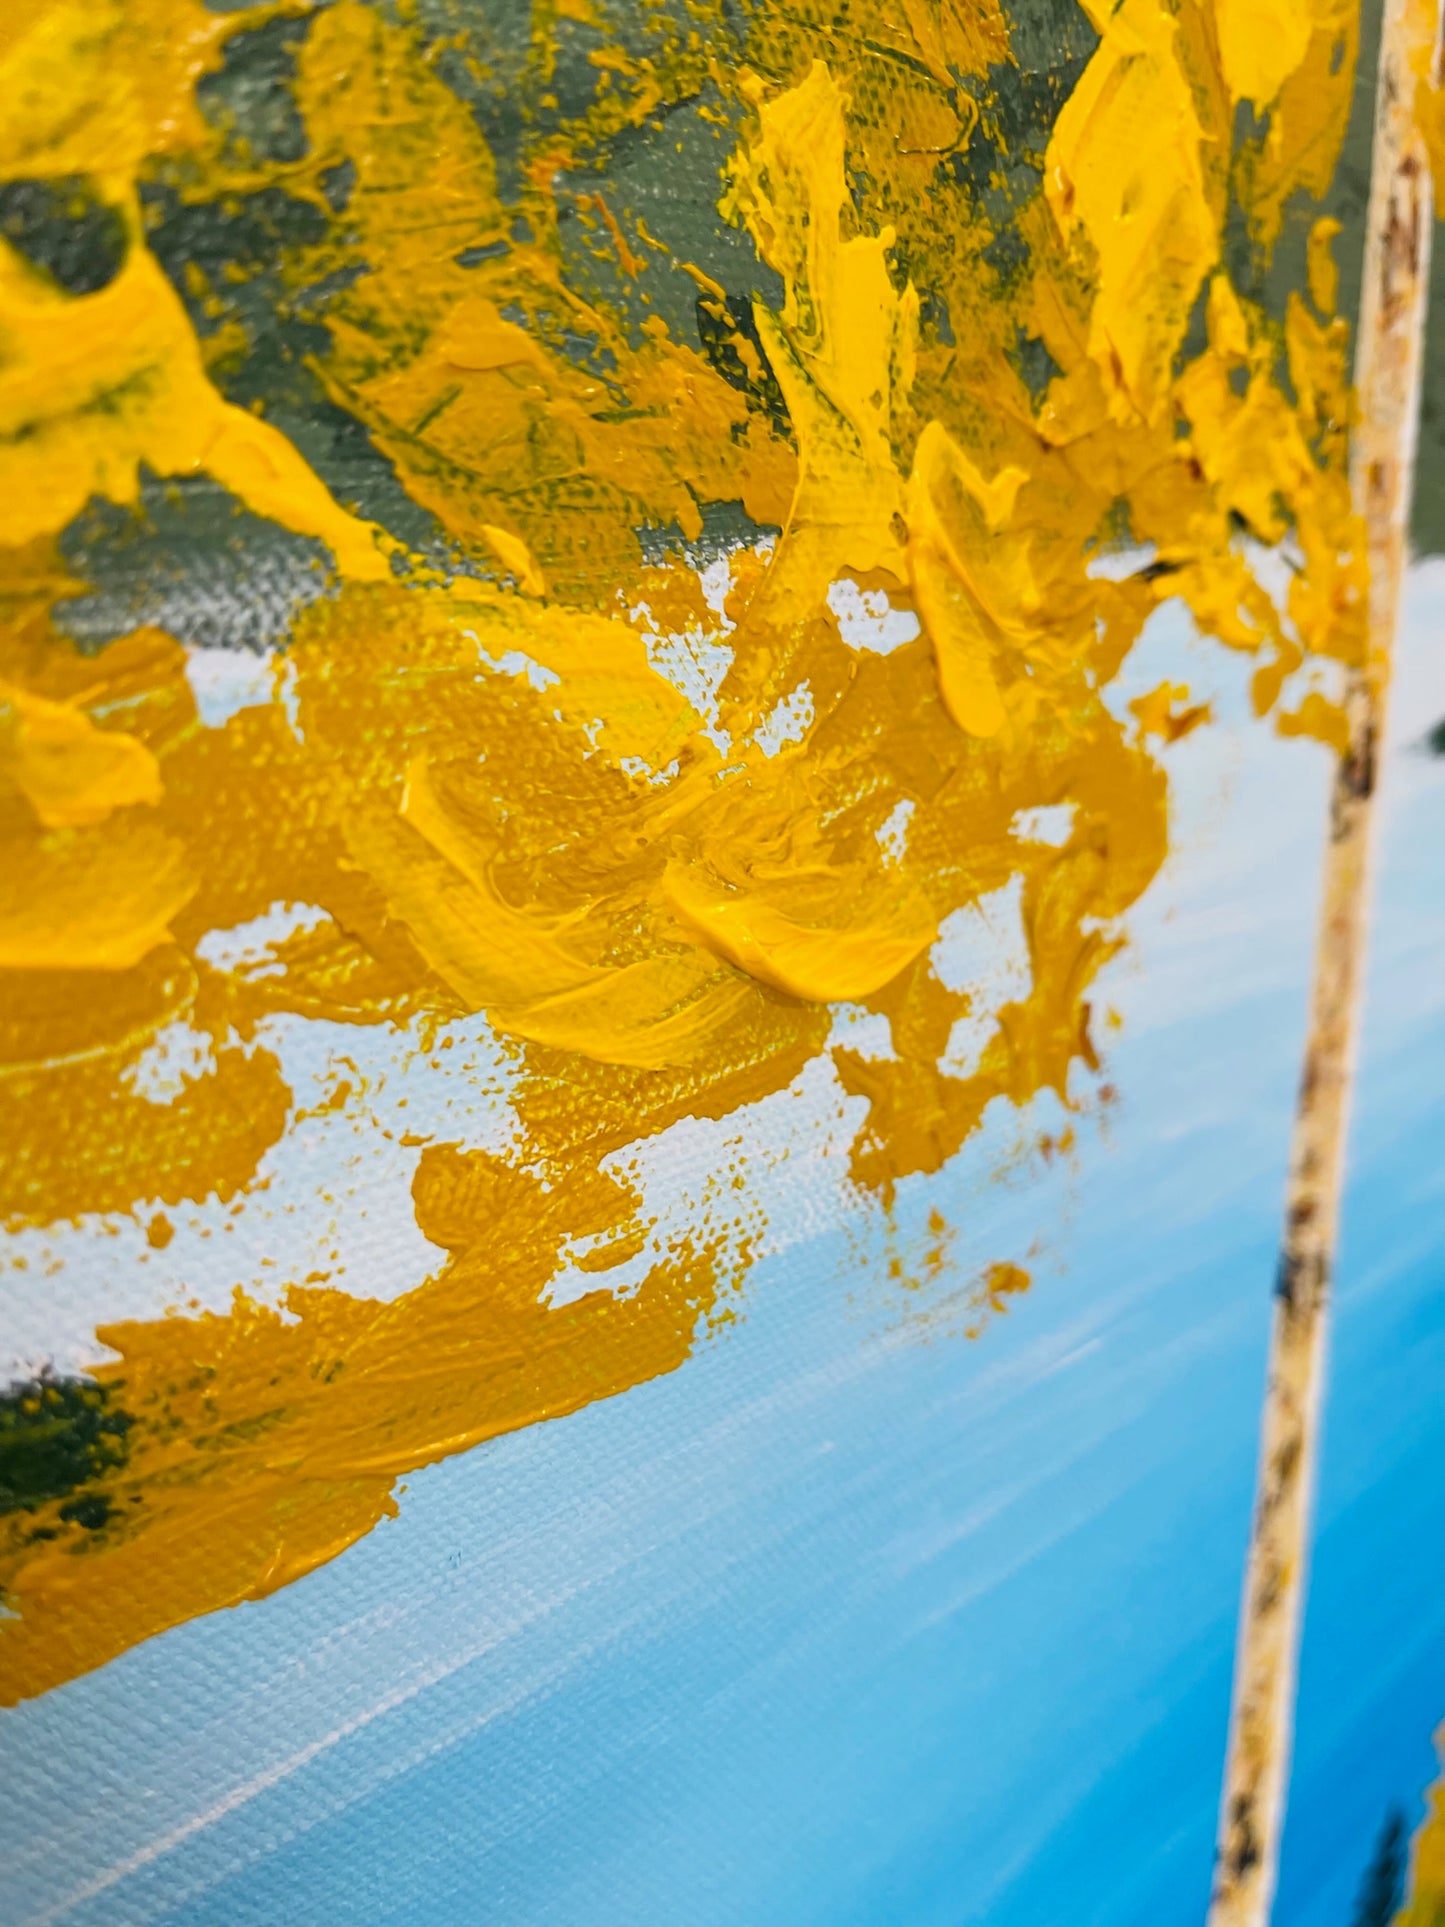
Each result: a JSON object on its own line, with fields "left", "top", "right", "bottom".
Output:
{"left": 1398, "top": 1726, "right": 1445, "bottom": 1924}
{"left": 0, "top": 0, "right": 1366, "bottom": 1702}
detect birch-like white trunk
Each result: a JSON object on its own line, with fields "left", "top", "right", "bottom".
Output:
{"left": 1206, "top": 3, "right": 1441, "bottom": 1922}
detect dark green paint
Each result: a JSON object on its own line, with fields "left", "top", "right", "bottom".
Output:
{"left": 0, "top": 1375, "right": 132, "bottom": 1522}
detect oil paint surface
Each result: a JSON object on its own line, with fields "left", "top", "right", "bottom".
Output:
{"left": 0, "top": 3, "right": 1440, "bottom": 1906}
{"left": 0, "top": 0, "right": 1379, "bottom": 1702}
{"left": 0, "top": 3, "right": 1441, "bottom": 1911}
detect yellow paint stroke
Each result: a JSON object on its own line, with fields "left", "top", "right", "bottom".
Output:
{"left": 0, "top": 234, "right": 389, "bottom": 578}
{"left": 1399, "top": 1724, "right": 1445, "bottom": 1922}
{"left": 1045, "top": 0, "right": 1224, "bottom": 424}
{"left": 0, "top": 0, "right": 1369, "bottom": 1701}
{"left": 1, "top": 678, "right": 162, "bottom": 827}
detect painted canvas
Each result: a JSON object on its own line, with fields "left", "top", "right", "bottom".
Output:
{"left": 1, "top": 0, "right": 1443, "bottom": 1921}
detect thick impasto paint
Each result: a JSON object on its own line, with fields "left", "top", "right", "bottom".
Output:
{"left": 1, "top": 1, "right": 1441, "bottom": 1920}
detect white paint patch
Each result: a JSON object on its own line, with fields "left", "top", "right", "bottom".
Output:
{"left": 196, "top": 901, "right": 330, "bottom": 979}
{"left": 827, "top": 1005, "right": 897, "bottom": 1061}
{"left": 618, "top": 754, "right": 682, "bottom": 788}
{"left": 546, "top": 1053, "right": 872, "bottom": 1311}
{"left": 1010, "top": 804, "right": 1075, "bottom": 848}
{"left": 932, "top": 877, "right": 1033, "bottom": 1081}
{"left": 634, "top": 586, "right": 735, "bottom": 756}
{"left": 184, "top": 647, "right": 276, "bottom": 729}
{"left": 697, "top": 552, "right": 735, "bottom": 624}
{"left": 120, "top": 1020, "right": 218, "bottom": 1106}
{"left": 1241, "top": 534, "right": 1301, "bottom": 637}
{"left": 932, "top": 877, "right": 1030, "bottom": 997}
{"left": 277, "top": 655, "right": 304, "bottom": 741}
{"left": 464, "top": 635, "right": 559, "bottom": 692}
{"left": 876, "top": 798, "right": 915, "bottom": 865}
{"left": 754, "top": 681, "right": 814, "bottom": 757}
{"left": 827, "top": 578, "right": 921, "bottom": 654}
{"left": 1085, "top": 542, "right": 1156, "bottom": 582}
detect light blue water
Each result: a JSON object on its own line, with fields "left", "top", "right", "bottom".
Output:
{"left": 2, "top": 578, "right": 1441, "bottom": 1927}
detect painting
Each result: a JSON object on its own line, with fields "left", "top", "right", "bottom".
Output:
{"left": 1, "top": 0, "right": 1442, "bottom": 1920}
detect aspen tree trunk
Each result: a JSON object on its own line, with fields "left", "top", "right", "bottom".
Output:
{"left": 1206, "top": 3, "right": 1441, "bottom": 1923}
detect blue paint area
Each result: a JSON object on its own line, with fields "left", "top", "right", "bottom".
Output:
{"left": 2, "top": 581, "right": 1441, "bottom": 1925}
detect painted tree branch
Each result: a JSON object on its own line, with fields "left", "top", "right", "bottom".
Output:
{"left": 1206, "top": 2, "right": 1443, "bottom": 1922}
